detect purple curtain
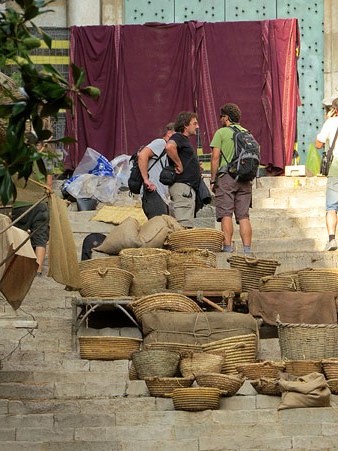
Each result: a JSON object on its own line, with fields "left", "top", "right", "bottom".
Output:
{"left": 65, "top": 20, "right": 300, "bottom": 172}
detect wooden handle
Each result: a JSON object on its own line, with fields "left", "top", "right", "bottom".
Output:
{"left": 201, "top": 296, "right": 224, "bottom": 312}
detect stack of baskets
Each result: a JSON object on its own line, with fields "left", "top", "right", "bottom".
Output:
{"left": 167, "top": 248, "right": 217, "bottom": 290}
{"left": 228, "top": 255, "right": 280, "bottom": 292}
{"left": 236, "top": 360, "right": 286, "bottom": 396}
{"left": 119, "top": 248, "right": 169, "bottom": 296}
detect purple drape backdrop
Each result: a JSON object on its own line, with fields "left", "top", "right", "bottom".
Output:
{"left": 65, "top": 19, "right": 300, "bottom": 172}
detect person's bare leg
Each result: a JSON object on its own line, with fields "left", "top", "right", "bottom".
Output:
{"left": 326, "top": 210, "right": 337, "bottom": 235}
{"left": 34, "top": 246, "right": 46, "bottom": 273}
{"left": 221, "top": 216, "right": 234, "bottom": 249}
{"left": 239, "top": 218, "right": 252, "bottom": 246}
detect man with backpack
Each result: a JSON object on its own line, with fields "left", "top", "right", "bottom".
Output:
{"left": 210, "top": 103, "right": 259, "bottom": 255}
{"left": 137, "top": 122, "right": 175, "bottom": 219}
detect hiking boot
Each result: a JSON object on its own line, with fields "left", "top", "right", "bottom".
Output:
{"left": 325, "top": 239, "right": 337, "bottom": 251}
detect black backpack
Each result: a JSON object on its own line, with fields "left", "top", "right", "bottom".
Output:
{"left": 222, "top": 125, "right": 260, "bottom": 182}
{"left": 128, "top": 146, "right": 165, "bottom": 194}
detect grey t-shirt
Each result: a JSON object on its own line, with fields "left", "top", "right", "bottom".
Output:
{"left": 142, "top": 138, "right": 169, "bottom": 204}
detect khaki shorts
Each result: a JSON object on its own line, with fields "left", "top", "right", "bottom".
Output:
{"left": 215, "top": 173, "right": 252, "bottom": 222}
{"left": 169, "top": 182, "right": 196, "bottom": 228}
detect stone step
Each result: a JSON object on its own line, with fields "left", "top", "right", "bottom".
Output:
{"left": 1, "top": 404, "right": 338, "bottom": 450}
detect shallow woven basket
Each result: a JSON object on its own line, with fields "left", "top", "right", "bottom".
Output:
{"left": 144, "top": 376, "right": 194, "bottom": 397}
{"left": 79, "top": 267, "right": 134, "bottom": 297}
{"left": 236, "top": 361, "right": 286, "bottom": 380}
{"left": 196, "top": 373, "right": 244, "bottom": 396}
{"left": 321, "top": 359, "right": 338, "bottom": 379}
{"left": 327, "top": 379, "right": 338, "bottom": 395}
{"left": 202, "top": 334, "right": 258, "bottom": 374}
{"left": 167, "top": 248, "right": 217, "bottom": 290}
{"left": 179, "top": 352, "right": 224, "bottom": 378}
{"left": 228, "top": 255, "right": 280, "bottom": 292}
{"left": 143, "top": 342, "right": 202, "bottom": 355}
{"left": 183, "top": 268, "right": 242, "bottom": 293}
{"left": 258, "top": 275, "right": 298, "bottom": 292}
{"left": 132, "top": 349, "right": 180, "bottom": 379}
{"left": 170, "top": 387, "right": 221, "bottom": 411}
{"left": 79, "top": 336, "right": 142, "bottom": 360}
{"left": 79, "top": 256, "right": 121, "bottom": 272}
{"left": 166, "top": 229, "right": 224, "bottom": 253}
{"left": 298, "top": 268, "right": 338, "bottom": 292}
{"left": 284, "top": 360, "right": 323, "bottom": 376}
{"left": 130, "top": 292, "right": 202, "bottom": 323}
{"left": 119, "top": 248, "right": 169, "bottom": 296}
{"left": 277, "top": 322, "right": 338, "bottom": 360}
{"left": 250, "top": 377, "right": 281, "bottom": 396}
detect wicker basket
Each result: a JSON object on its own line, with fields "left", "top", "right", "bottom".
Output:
{"left": 250, "top": 377, "right": 281, "bottom": 396}
{"left": 202, "top": 334, "right": 258, "bottom": 374}
{"left": 236, "top": 360, "right": 286, "bottom": 380}
{"left": 228, "top": 255, "right": 280, "bottom": 292}
{"left": 327, "top": 379, "right": 338, "bottom": 395}
{"left": 321, "top": 359, "right": 338, "bottom": 379}
{"left": 144, "top": 342, "right": 203, "bottom": 356}
{"left": 183, "top": 268, "right": 242, "bottom": 293}
{"left": 284, "top": 360, "right": 323, "bottom": 376}
{"left": 79, "top": 256, "right": 121, "bottom": 272}
{"left": 196, "top": 373, "right": 244, "bottom": 396}
{"left": 132, "top": 349, "right": 180, "bottom": 379}
{"left": 167, "top": 248, "right": 217, "bottom": 290}
{"left": 277, "top": 322, "right": 338, "bottom": 360}
{"left": 128, "top": 362, "right": 138, "bottom": 380}
{"left": 119, "top": 248, "right": 169, "bottom": 296}
{"left": 298, "top": 268, "right": 338, "bottom": 292}
{"left": 130, "top": 292, "right": 202, "bottom": 323}
{"left": 179, "top": 352, "right": 224, "bottom": 378}
{"left": 79, "top": 267, "right": 134, "bottom": 297}
{"left": 79, "top": 336, "right": 142, "bottom": 360}
{"left": 170, "top": 387, "right": 221, "bottom": 411}
{"left": 144, "top": 376, "right": 194, "bottom": 397}
{"left": 166, "top": 229, "right": 224, "bottom": 253}
{"left": 258, "top": 275, "right": 298, "bottom": 292}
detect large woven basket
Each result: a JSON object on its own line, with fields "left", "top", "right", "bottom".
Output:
{"left": 79, "top": 267, "right": 134, "bottom": 297}
{"left": 79, "top": 336, "right": 142, "bottom": 360}
{"left": 202, "top": 334, "right": 258, "bottom": 374}
{"left": 183, "top": 268, "right": 242, "bottom": 293}
{"left": 250, "top": 377, "right": 281, "bottom": 396}
{"left": 132, "top": 349, "right": 180, "bottom": 379}
{"left": 166, "top": 229, "right": 224, "bottom": 253}
{"left": 167, "top": 248, "right": 216, "bottom": 290}
{"left": 170, "top": 387, "right": 221, "bottom": 411}
{"left": 284, "top": 360, "right": 323, "bottom": 376}
{"left": 236, "top": 360, "right": 286, "bottom": 380}
{"left": 144, "top": 376, "right": 194, "bottom": 397}
{"left": 79, "top": 256, "right": 121, "bottom": 272}
{"left": 321, "top": 359, "right": 338, "bottom": 379}
{"left": 258, "top": 274, "right": 298, "bottom": 292}
{"left": 196, "top": 373, "right": 244, "bottom": 396}
{"left": 228, "top": 255, "right": 280, "bottom": 292}
{"left": 130, "top": 292, "right": 202, "bottom": 323}
{"left": 327, "top": 379, "right": 338, "bottom": 395}
{"left": 277, "top": 322, "right": 338, "bottom": 360}
{"left": 119, "top": 248, "right": 169, "bottom": 296}
{"left": 298, "top": 268, "right": 338, "bottom": 292}
{"left": 179, "top": 352, "right": 224, "bottom": 378}
{"left": 144, "top": 342, "right": 203, "bottom": 356}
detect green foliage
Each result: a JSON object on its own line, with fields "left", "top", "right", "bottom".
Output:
{"left": 0, "top": 0, "right": 100, "bottom": 205}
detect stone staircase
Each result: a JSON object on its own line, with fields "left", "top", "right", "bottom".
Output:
{"left": 1, "top": 176, "right": 338, "bottom": 450}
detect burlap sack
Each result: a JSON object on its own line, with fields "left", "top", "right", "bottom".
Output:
{"left": 94, "top": 217, "right": 142, "bottom": 255}
{"left": 139, "top": 216, "right": 170, "bottom": 248}
{"left": 142, "top": 311, "right": 258, "bottom": 345}
{"left": 278, "top": 372, "right": 331, "bottom": 410}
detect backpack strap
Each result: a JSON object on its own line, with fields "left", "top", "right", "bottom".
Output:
{"left": 148, "top": 148, "right": 166, "bottom": 171}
